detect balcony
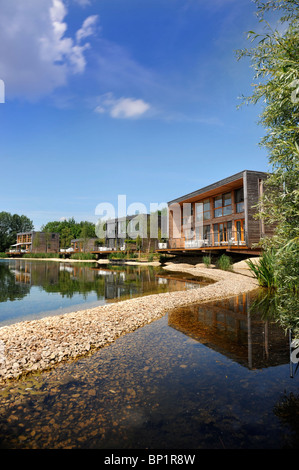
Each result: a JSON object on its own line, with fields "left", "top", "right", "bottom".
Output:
{"left": 166, "top": 229, "right": 248, "bottom": 250}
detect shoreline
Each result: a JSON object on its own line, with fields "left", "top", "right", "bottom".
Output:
{"left": 0, "top": 262, "right": 259, "bottom": 385}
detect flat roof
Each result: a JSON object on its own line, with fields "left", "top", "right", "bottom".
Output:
{"left": 167, "top": 170, "right": 269, "bottom": 205}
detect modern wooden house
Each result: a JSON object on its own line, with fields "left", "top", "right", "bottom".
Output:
{"left": 103, "top": 214, "right": 161, "bottom": 252}
{"left": 70, "top": 238, "right": 99, "bottom": 253}
{"left": 162, "top": 170, "right": 274, "bottom": 255}
{"left": 10, "top": 231, "right": 60, "bottom": 254}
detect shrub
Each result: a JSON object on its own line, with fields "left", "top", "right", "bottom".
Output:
{"left": 202, "top": 255, "right": 211, "bottom": 268}
{"left": 70, "top": 253, "right": 96, "bottom": 260}
{"left": 246, "top": 250, "right": 276, "bottom": 289}
{"left": 23, "top": 252, "right": 58, "bottom": 258}
{"left": 216, "top": 254, "right": 232, "bottom": 271}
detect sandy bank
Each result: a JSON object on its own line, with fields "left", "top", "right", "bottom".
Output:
{"left": 0, "top": 262, "right": 259, "bottom": 384}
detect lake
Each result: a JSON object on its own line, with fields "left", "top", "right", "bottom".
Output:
{"left": 0, "top": 284, "right": 298, "bottom": 449}
{"left": 0, "top": 259, "right": 212, "bottom": 327}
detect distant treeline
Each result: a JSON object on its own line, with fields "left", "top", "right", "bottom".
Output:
{"left": 0, "top": 212, "right": 34, "bottom": 252}
{"left": 41, "top": 218, "right": 96, "bottom": 249}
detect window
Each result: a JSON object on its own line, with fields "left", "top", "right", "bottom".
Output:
{"left": 183, "top": 203, "right": 193, "bottom": 226}
{"left": 214, "top": 192, "right": 232, "bottom": 217}
{"left": 203, "top": 199, "right": 210, "bottom": 220}
{"left": 235, "top": 188, "right": 244, "bottom": 213}
{"left": 213, "top": 221, "right": 232, "bottom": 244}
{"left": 203, "top": 225, "right": 211, "bottom": 243}
{"left": 195, "top": 203, "right": 203, "bottom": 223}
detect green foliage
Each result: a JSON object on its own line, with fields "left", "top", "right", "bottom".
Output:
{"left": 70, "top": 253, "right": 96, "bottom": 260}
{"left": 23, "top": 252, "right": 58, "bottom": 258}
{"left": 247, "top": 250, "right": 277, "bottom": 288}
{"left": 0, "top": 253, "right": 7, "bottom": 258}
{"left": 108, "top": 252, "right": 126, "bottom": 259}
{"left": 0, "top": 212, "right": 34, "bottom": 252}
{"left": 238, "top": 0, "right": 299, "bottom": 296}
{"left": 202, "top": 255, "right": 211, "bottom": 268}
{"left": 148, "top": 253, "right": 154, "bottom": 262}
{"left": 237, "top": 0, "right": 299, "bottom": 240}
{"left": 42, "top": 218, "right": 96, "bottom": 249}
{"left": 216, "top": 254, "right": 232, "bottom": 271}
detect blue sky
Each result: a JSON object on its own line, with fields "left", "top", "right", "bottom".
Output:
{"left": 0, "top": 0, "right": 272, "bottom": 229}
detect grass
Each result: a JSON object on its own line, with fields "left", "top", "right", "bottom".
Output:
{"left": 246, "top": 250, "right": 276, "bottom": 289}
{"left": 23, "top": 252, "right": 59, "bottom": 258}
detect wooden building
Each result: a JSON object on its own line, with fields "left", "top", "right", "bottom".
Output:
{"left": 11, "top": 231, "right": 60, "bottom": 254}
{"left": 70, "top": 238, "right": 99, "bottom": 253}
{"left": 163, "top": 170, "right": 275, "bottom": 255}
{"left": 102, "top": 213, "right": 161, "bottom": 252}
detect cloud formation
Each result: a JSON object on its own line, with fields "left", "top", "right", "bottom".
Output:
{"left": 95, "top": 93, "right": 151, "bottom": 119}
{"left": 0, "top": 0, "right": 98, "bottom": 99}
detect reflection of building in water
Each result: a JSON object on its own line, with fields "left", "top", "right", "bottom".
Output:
{"left": 10, "top": 260, "right": 60, "bottom": 286}
{"left": 168, "top": 292, "right": 289, "bottom": 370}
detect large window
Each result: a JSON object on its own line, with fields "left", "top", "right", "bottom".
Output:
{"left": 203, "top": 225, "right": 211, "bottom": 243}
{"left": 213, "top": 221, "right": 232, "bottom": 244}
{"left": 203, "top": 199, "right": 210, "bottom": 220}
{"left": 214, "top": 192, "right": 232, "bottom": 218}
{"left": 235, "top": 188, "right": 244, "bottom": 213}
{"left": 196, "top": 198, "right": 211, "bottom": 222}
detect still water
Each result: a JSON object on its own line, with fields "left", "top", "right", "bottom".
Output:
{"left": 0, "top": 259, "right": 211, "bottom": 326}
{"left": 0, "top": 288, "right": 299, "bottom": 449}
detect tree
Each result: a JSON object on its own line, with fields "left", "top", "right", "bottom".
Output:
{"left": 0, "top": 212, "right": 34, "bottom": 252}
{"left": 238, "top": 0, "right": 299, "bottom": 334}
{"left": 42, "top": 218, "right": 96, "bottom": 249}
{"left": 238, "top": 0, "right": 299, "bottom": 273}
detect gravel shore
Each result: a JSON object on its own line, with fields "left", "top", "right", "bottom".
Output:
{"left": 0, "top": 262, "right": 259, "bottom": 384}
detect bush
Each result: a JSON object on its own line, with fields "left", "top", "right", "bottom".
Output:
{"left": 202, "top": 255, "right": 211, "bottom": 268}
{"left": 0, "top": 253, "right": 7, "bottom": 258}
{"left": 23, "top": 252, "right": 58, "bottom": 258}
{"left": 70, "top": 253, "right": 96, "bottom": 260}
{"left": 216, "top": 254, "right": 232, "bottom": 271}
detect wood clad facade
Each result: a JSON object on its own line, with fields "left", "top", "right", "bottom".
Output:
{"left": 166, "top": 170, "right": 274, "bottom": 253}
{"left": 15, "top": 232, "right": 60, "bottom": 253}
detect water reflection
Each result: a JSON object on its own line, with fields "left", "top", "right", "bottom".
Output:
{"left": 168, "top": 291, "right": 290, "bottom": 370}
{"left": 0, "top": 260, "right": 212, "bottom": 326}
{"left": 0, "top": 290, "right": 299, "bottom": 449}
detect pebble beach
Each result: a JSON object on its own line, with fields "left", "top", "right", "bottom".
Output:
{"left": 0, "top": 261, "right": 259, "bottom": 384}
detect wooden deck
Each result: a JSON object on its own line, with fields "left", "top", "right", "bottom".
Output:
{"left": 156, "top": 245, "right": 261, "bottom": 256}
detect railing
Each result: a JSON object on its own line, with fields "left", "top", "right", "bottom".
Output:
{"left": 167, "top": 229, "right": 248, "bottom": 249}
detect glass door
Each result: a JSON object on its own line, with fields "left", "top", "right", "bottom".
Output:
{"left": 235, "top": 220, "right": 245, "bottom": 242}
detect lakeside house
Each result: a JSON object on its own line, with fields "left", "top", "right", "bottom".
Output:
{"left": 160, "top": 170, "right": 275, "bottom": 255}
{"left": 70, "top": 238, "right": 99, "bottom": 253}
{"left": 10, "top": 231, "right": 60, "bottom": 254}
{"left": 101, "top": 213, "right": 162, "bottom": 252}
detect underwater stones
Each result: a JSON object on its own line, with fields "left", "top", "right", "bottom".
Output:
{"left": 0, "top": 264, "right": 258, "bottom": 384}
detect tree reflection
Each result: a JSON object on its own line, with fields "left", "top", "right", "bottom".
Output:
{"left": 0, "top": 262, "right": 30, "bottom": 302}
{"left": 249, "top": 288, "right": 299, "bottom": 337}
{"left": 274, "top": 392, "right": 299, "bottom": 448}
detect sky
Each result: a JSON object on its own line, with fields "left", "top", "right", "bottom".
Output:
{"left": 0, "top": 0, "right": 274, "bottom": 230}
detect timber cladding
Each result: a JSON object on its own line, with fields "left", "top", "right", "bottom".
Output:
{"left": 31, "top": 232, "right": 60, "bottom": 253}
{"left": 244, "top": 170, "right": 273, "bottom": 247}
{"left": 167, "top": 169, "right": 273, "bottom": 251}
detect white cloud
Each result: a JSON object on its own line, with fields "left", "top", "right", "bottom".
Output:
{"left": 95, "top": 93, "right": 151, "bottom": 119}
{"left": 73, "top": 0, "right": 92, "bottom": 6}
{"left": 76, "top": 15, "right": 99, "bottom": 43}
{"left": 0, "top": 0, "right": 98, "bottom": 99}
